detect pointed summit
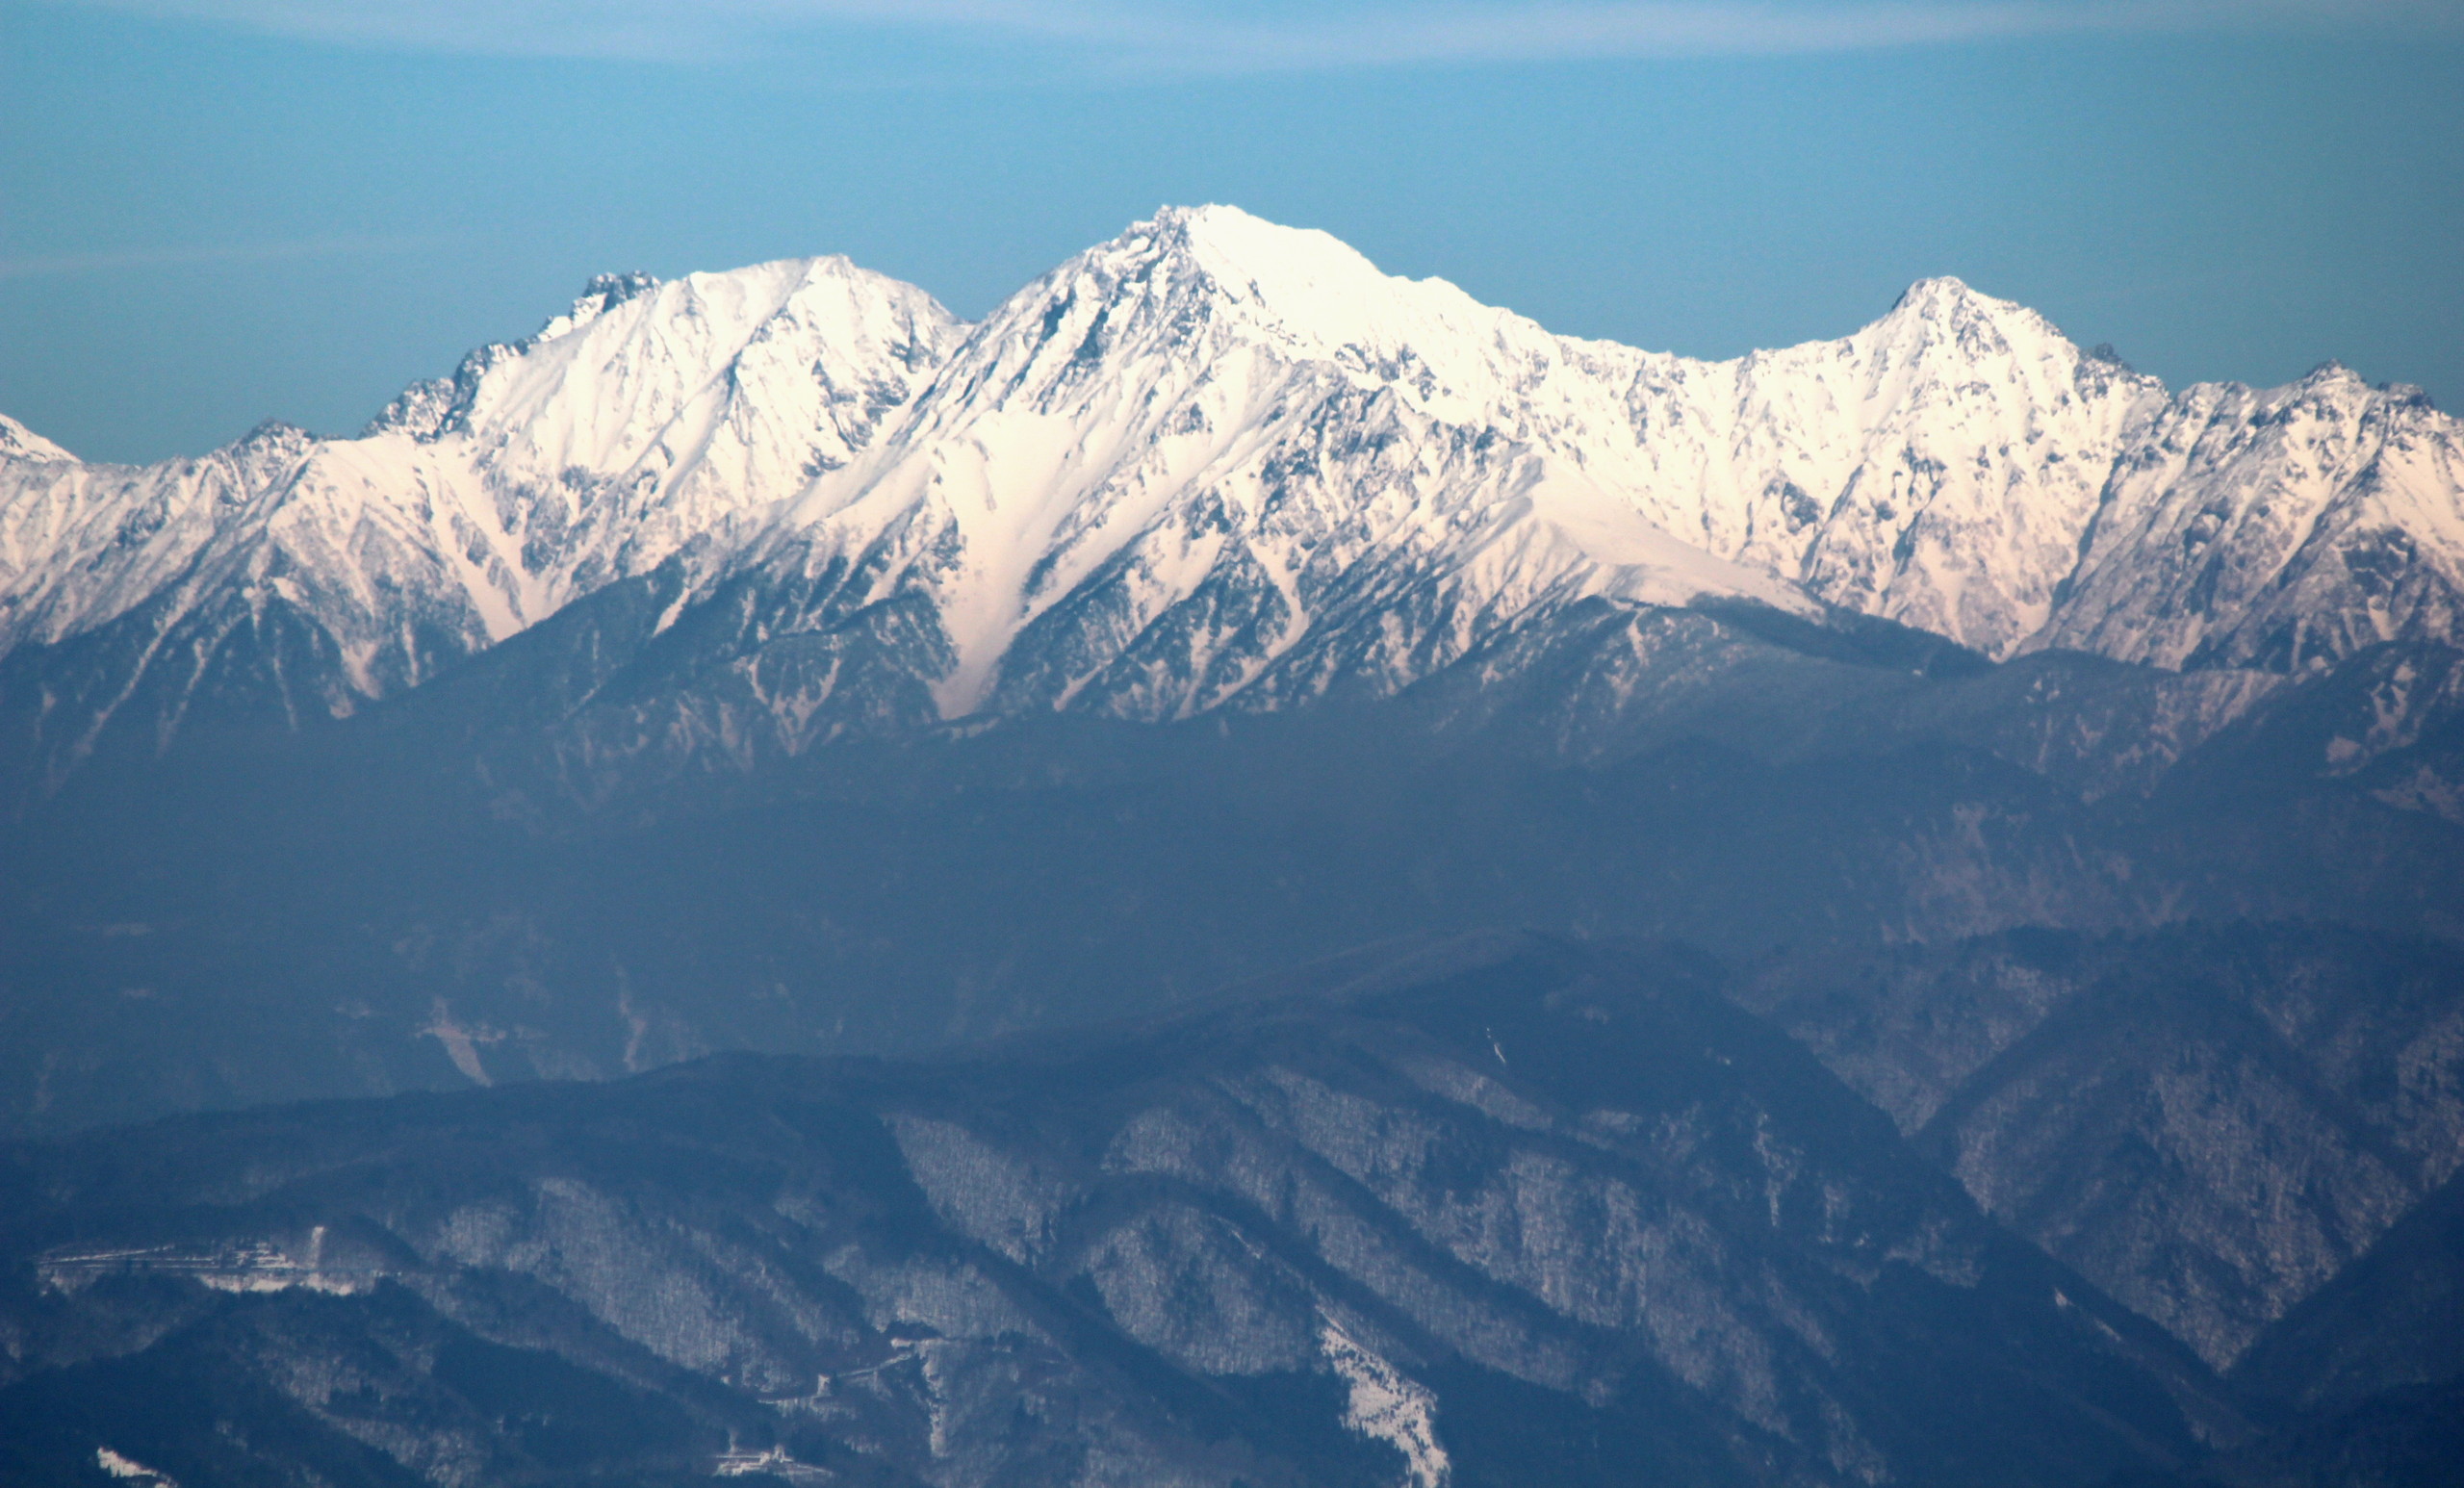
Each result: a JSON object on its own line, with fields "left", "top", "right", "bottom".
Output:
{"left": 1020, "top": 205, "right": 1516, "bottom": 385}
{"left": 1888, "top": 274, "right": 1989, "bottom": 313}
{"left": 1133, "top": 203, "right": 1386, "bottom": 293}
{"left": 0, "top": 251, "right": 964, "bottom": 783}
{"left": 1869, "top": 274, "right": 2075, "bottom": 352}
{"left": 0, "top": 413, "right": 72, "bottom": 464}
{"left": 755, "top": 207, "right": 1811, "bottom": 725}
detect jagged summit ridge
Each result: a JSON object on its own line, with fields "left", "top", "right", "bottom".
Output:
{"left": 737, "top": 205, "right": 1813, "bottom": 724}
{"left": 2038, "top": 360, "right": 2464, "bottom": 670}
{"left": 708, "top": 213, "right": 2165, "bottom": 736}
{"left": 1609, "top": 266, "right": 2169, "bottom": 655}
{"left": 2, "top": 205, "right": 2460, "bottom": 779}
{"left": 0, "top": 253, "right": 962, "bottom": 782}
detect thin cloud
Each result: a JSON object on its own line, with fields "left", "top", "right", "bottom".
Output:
{"left": 60, "top": 0, "right": 2464, "bottom": 69}
{"left": 0, "top": 234, "right": 463, "bottom": 280}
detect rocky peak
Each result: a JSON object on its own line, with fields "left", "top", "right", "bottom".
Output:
{"left": 1010, "top": 205, "right": 1553, "bottom": 423}
{"left": 1853, "top": 275, "right": 2114, "bottom": 395}
{"left": 575, "top": 268, "right": 660, "bottom": 316}
{"left": 0, "top": 413, "right": 73, "bottom": 465}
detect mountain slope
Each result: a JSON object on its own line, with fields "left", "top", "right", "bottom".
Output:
{"left": 1738, "top": 924, "right": 2464, "bottom": 1372}
{"left": 2233, "top": 1162, "right": 2464, "bottom": 1413}
{"left": 0, "top": 259, "right": 959, "bottom": 788}
{"left": 0, "top": 935, "right": 2232, "bottom": 1488}
{"left": 2036, "top": 368, "right": 2464, "bottom": 671}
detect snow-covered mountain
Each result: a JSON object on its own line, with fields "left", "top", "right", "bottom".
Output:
{"left": 4, "top": 205, "right": 2459, "bottom": 782}
{"left": 10, "top": 214, "right": 2464, "bottom": 1488}
{"left": 625, "top": 205, "right": 1820, "bottom": 756}
{"left": 2036, "top": 366, "right": 2464, "bottom": 669}
{"left": 0, "top": 258, "right": 956, "bottom": 780}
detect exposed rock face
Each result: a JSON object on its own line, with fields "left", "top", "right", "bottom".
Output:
{"left": 0, "top": 936, "right": 2228, "bottom": 1488}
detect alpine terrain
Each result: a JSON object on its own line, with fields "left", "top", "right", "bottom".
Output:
{"left": 1, "top": 207, "right": 2460, "bottom": 1488}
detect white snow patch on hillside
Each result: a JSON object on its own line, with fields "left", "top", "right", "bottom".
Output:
{"left": 95, "top": 1448, "right": 179, "bottom": 1486}
{"left": 1322, "top": 1317, "right": 1450, "bottom": 1488}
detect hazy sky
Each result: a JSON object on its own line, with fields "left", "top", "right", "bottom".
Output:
{"left": 4, "top": 0, "right": 2459, "bottom": 463}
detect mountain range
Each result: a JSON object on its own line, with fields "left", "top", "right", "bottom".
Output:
{"left": 2, "top": 208, "right": 2461, "bottom": 1488}
{"left": 4, "top": 206, "right": 2459, "bottom": 798}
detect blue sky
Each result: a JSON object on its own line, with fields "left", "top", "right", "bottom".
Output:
{"left": 4, "top": 0, "right": 2460, "bottom": 463}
